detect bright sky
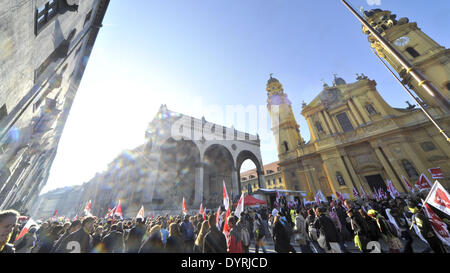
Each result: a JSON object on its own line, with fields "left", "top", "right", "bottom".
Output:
{"left": 41, "top": 0, "right": 450, "bottom": 194}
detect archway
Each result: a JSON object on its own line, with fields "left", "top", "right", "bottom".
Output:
{"left": 203, "top": 144, "right": 234, "bottom": 209}
{"left": 236, "top": 150, "right": 264, "bottom": 197}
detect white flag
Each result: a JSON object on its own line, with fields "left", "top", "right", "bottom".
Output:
{"left": 235, "top": 193, "right": 245, "bottom": 219}
{"left": 422, "top": 200, "right": 450, "bottom": 246}
{"left": 424, "top": 181, "right": 450, "bottom": 217}
{"left": 136, "top": 206, "right": 145, "bottom": 220}
{"left": 223, "top": 180, "right": 230, "bottom": 211}
{"left": 15, "top": 218, "right": 39, "bottom": 242}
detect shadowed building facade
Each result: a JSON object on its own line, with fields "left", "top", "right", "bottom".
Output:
{"left": 62, "top": 105, "right": 264, "bottom": 218}
{"left": 0, "top": 0, "right": 110, "bottom": 212}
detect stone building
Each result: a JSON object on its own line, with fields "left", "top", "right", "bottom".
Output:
{"left": 266, "top": 8, "right": 449, "bottom": 201}
{"left": 240, "top": 161, "right": 287, "bottom": 194}
{"left": 71, "top": 105, "right": 264, "bottom": 217}
{"left": 0, "top": 0, "right": 110, "bottom": 212}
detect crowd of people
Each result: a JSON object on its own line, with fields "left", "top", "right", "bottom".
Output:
{"left": 0, "top": 190, "right": 448, "bottom": 254}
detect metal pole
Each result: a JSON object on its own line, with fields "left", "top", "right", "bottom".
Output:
{"left": 372, "top": 49, "right": 450, "bottom": 142}
{"left": 341, "top": 0, "right": 450, "bottom": 114}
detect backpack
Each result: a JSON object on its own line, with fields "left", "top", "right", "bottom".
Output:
{"left": 183, "top": 222, "right": 195, "bottom": 241}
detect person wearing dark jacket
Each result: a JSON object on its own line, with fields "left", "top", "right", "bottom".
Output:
{"left": 51, "top": 220, "right": 81, "bottom": 253}
{"left": 179, "top": 215, "right": 196, "bottom": 253}
{"left": 55, "top": 217, "right": 95, "bottom": 253}
{"left": 203, "top": 214, "right": 227, "bottom": 253}
{"left": 0, "top": 210, "right": 19, "bottom": 253}
{"left": 102, "top": 224, "right": 125, "bottom": 253}
{"left": 139, "top": 225, "right": 164, "bottom": 253}
{"left": 125, "top": 218, "right": 146, "bottom": 253}
{"left": 273, "top": 215, "right": 296, "bottom": 253}
{"left": 408, "top": 200, "right": 447, "bottom": 253}
{"left": 166, "top": 223, "right": 184, "bottom": 253}
{"left": 313, "top": 207, "right": 341, "bottom": 253}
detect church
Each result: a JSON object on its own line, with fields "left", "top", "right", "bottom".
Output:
{"left": 266, "top": 8, "right": 450, "bottom": 200}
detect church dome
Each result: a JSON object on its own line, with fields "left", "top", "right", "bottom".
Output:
{"left": 333, "top": 75, "right": 347, "bottom": 86}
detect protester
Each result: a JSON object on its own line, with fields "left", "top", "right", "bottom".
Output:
{"left": 125, "top": 217, "right": 146, "bottom": 253}
{"left": 179, "top": 215, "right": 196, "bottom": 253}
{"left": 294, "top": 208, "right": 312, "bottom": 253}
{"left": 0, "top": 210, "right": 19, "bottom": 253}
{"left": 273, "top": 214, "right": 296, "bottom": 253}
{"left": 203, "top": 213, "right": 227, "bottom": 253}
{"left": 313, "top": 207, "right": 341, "bottom": 253}
{"left": 408, "top": 200, "right": 447, "bottom": 253}
{"left": 139, "top": 225, "right": 164, "bottom": 253}
{"left": 55, "top": 216, "right": 95, "bottom": 253}
{"left": 193, "top": 220, "right": 209, "bottom": 253}
{"left": 226, "top": 215, "right": 242, "bottom": 253}
{"left": 367, "top": 209, "right": 403, "bottom": 253}
{"left": 14, "top": 226, "right": 38, "bottom": 253}
{"left": 165, "top": 222, "right": 184, "bottom": 253}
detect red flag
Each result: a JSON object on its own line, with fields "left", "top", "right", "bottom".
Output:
{"left": 105, "top": 206, "right": 115, "bottom": 219}
{"left": 52, "top": 210, "right": 58, "bottom": 220}
{"left": 115, "top": 200, "right": 123, "bottom": 218}
{"left": 424, "top": 181, "right": 450, "bottom": 216}
{"left": 423, "top": 202, "right": 450, "bottom": 246}
{"left": 216, "top": 207, "right": 221, "bottom": 229}
{"left": 223, "top": 181, "right": 230, "bottom": 211}
{"left": 336, "top": 191, "right": 345, "bottom": 203}
{"left": 416, "top": 174, "right": 432, "bottom": 190}
{"left": 222, "top": 208, "right": 231, "bottom": 235}
{"left": 199, "top": 203, "right": 203, "bottom": 215}
{"left": 428, "top": 167, "right": 444, "bottom": 179}
{"left": 235, "top": 193, "right": 245, "bottom": 218}
{"left": 15, "top": 218, "right": 38, "bottom": 242}
{"left": 401, "top": 176, "right": 415, "bottom": 192}
{"left": 84, "top": 200, "right": 92, "bottom": 216}
{"left": 182, "top": 197, "right": 187, "bottom": 215}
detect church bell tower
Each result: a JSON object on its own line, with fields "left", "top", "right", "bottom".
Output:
{"left": 266, "top": 75, "right": 303, "bottom": 159}
{"left": 362, "top": 9, "right": 450, "bottom": 111}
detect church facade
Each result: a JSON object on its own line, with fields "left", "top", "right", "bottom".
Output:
{"left": 267, "top": 9, "right": 449, "bottom": 200}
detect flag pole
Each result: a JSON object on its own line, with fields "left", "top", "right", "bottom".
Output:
{"left": 371, "top": 48, "right": 450, "bottom": 142}
{"left": 340, "top": 0, "right": 450, "bottom": 118}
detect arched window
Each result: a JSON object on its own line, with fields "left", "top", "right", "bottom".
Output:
{"left": 315, "top": 122, "right": 324, "bottom": 133}
{"left": 402, "top": 160, "right": 419, "bottom": 178}
{"left": 405, "top": 47, "right": 420, "bottom": 58}
{"left": 283, "top": 141, "right": 289, "bottom": 152}
{"left": 336, "top": 172, "right": 346, "bottom": 186}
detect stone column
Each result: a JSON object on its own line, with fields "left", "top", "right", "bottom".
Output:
{"left": 231, "top": 167, "right": 239, "bottom": 200}
{"left": 194, "top": 163, "right": 204, "bottom": 206}
{"left": 347, "top": 100, "right": 364, "bottom": 126}
{"left": 323, "top": 111, "right": 338, "bottom": 134}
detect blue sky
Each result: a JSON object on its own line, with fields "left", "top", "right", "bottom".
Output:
{"left": 41, "top": 0, "right": 450, "bottom": 193}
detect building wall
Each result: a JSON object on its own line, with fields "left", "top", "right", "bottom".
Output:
{"left": 240, "top": 161, "right": 287, "bottom": 194}
{"left": 0, "top": 0, "right": 110, "bottom": 212}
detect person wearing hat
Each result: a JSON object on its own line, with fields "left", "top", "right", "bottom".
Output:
{"left": 408, "top": 200, "right": 446, "bottom": 253}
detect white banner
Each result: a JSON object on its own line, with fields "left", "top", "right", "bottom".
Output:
{"left": 424, "top": 181, "right": 450, "bottom": 217}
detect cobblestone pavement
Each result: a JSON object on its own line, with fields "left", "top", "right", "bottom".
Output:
{"left": 248, "top": 235, "right": 449, "bottom": 253}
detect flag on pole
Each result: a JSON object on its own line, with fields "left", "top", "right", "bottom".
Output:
{"left": 416, "top": 174, "right": 432, "bottom": 190}
{"left": 105, "top": 206, "right": 115, "bottom": 219}
{"left": 15, "top": 218, "right": 39, "bottom": 242}
{"left": 316, "top": 190, "right": 326, "bottom": 202}
{"left": 422, "top": 200, "right": 450, "bottom": 246}
{"left": 223, "top": 181, "right": 230, "bottom": 211}
{"left": 352, "top": 187, "right": 359, "bottom": 199}
{"left": 235, "top": 193, "right": 245, "bottom": 219}
{"left": 386, "top": 180, "right": 400, "bottom": 199}
{"left": 274, "top": 190, "right": 280, "bottom": 208}
{"left": 84, "top": 200, "right": 92, "bottom": 216}
{"left": 136, "top": 206, "right": 145, "bottom": 220}
{"left": 336, "top": 191, "right": 345, "bottom": 203}
{"left": 222, "top": 207, "right": 231, "bottom": 235}
{"left": 51, "top": 210, "right": 58, "bottom": 221}
{"left": 182, "top": 197, "right": 187, "bottom": 215}
{"left": 203, "top": 206, "right": 207, "bottom": 221}
{"left": 199, "top": 203, "right": 203, "bottom": 215}
{"left": 216, "top": 207, "right": 221, "bottom": 229}
{"left": 72, "top": 215, "right": 78, "bottom": 221}
{"left": 401, "top": 176, "right": 415, "bottom": 192}
{"left": 115, "top": 200, "right": 123, "bottom": 218}
{"left": 424, "top": 181, "right": 450, "bottom": 217}
{"left": 360, "top": 186, "right": 367, "bottom": 199}
{"left": 428, "top": 167, "right": 444, "bottom": 180}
